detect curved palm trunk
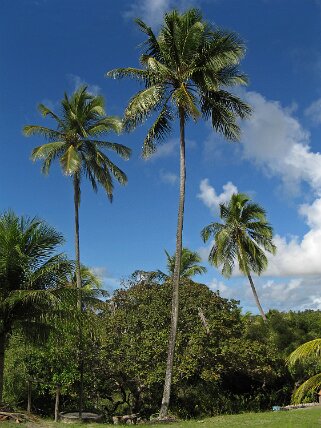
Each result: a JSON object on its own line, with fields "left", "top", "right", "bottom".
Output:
{"left": 159, "top": 108, "right": 186, "bottom": 418}
{"left": 247, "top": 273, "right": 267, "bottom": 322}
{"left": 238, "top": 244, "right": 267, "bottom": 323}
{"left": 73, "top": 174, "right": 84, "bottom": 419}
{"left": 0, "top": 331, "right": 7, "bottom": 403}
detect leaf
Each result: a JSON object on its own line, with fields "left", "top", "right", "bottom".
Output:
{"left": 60, "top": 145, "right": 81, "bottom": 175}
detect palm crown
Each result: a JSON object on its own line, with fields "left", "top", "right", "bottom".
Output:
{"left": 108, "top": 8, "right": 251, "bottom": 157}
{"left": 165, "top": 247, "right": 207, "bottom": 278}
{"left": 0, "top": 211, "right": 72, "bottom": 332}
{"left": 287, "top": 339, "right": 321, "bottom": 403}
{"left": 201, "top": 193, "right": 276, "bottom": 322}
{"left": 0, "top": 211, "right": 72, "bottom": 401}
{"left": 201, "top": 193, "right": 276, "bottom": 277}
{"left": 23, "top": 86, "right": 131, "bottom": 200}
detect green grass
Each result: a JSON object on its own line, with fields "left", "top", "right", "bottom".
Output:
{"left": 1, "top": 407, "right": 321, "bottom": 427}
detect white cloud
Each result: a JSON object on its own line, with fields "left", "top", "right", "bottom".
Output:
{"left": 197, "top": 90, "right": 321, "bottom": 310}
{"left": 207, "top": 278, "right": 237, "bottom": 299}
{"left": 207, "top": 275, "right": 321, "bottom": 313}
{"left": 199, "top": 196, "right": 321, "bottom": 278}
{"left": 265, "top": 197, "right": 321, "bottom": 276}
{"left": 123, "top": 0, "right": 202, "bottom": 27}
{"left": 258, "top": 277, "right": 321, "bottom": 311}
{"left": 67, "top": 74, "right": 101, "bottom": 96}
{"left": 234, "top": 91, "right": 321, "bottom": 276}
{"left": 305, "top": 98, "right": 321, "bottom": 124}
{"left": 197, "top": 179, "right": 238, "bottom": 211}
{"left": 239, "top": 91, "right": 321, "bottom": 195}
{"left": 159, "top": 169, "right": 178, "bottom": 185}
{"left": 198, "top": 185, "right": 321, "bottom": 277}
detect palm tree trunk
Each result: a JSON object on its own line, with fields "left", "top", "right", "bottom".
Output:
{"left": 159, "top": 107, "right": 186, "bottom": 419}
{"left": 73, "top": 174, "right": 84, "bottom": 419}
{"left": 247, "top": 273, "right": 267, "bottom": 322}
{"left": 73, "top": 174, "right": 82, "bottom": 297}
{"left": 0, "top": 332, "right": 6, "bottom": 404}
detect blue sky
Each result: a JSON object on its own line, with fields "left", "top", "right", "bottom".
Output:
{"left": 1, "top": 0, "right": 321, "bottom": 314}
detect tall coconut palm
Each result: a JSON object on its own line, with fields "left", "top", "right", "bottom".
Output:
{"left": 23, "top": 86, "right": 131, "bottom": 416}
{"left": 287, "top": 339, "right": 321, "bottom": 403}
{"left": 0, "top": 211, "right": 72, "bottom": 403}
{"left": 165, "top": 247, "right": 207, "bottom": 279}
{"left": 201, "top": 193, "right": 276, "bottom": 322}
{"left": 23, "top": 86, "right": 131, "bottom": 295}
{"left": 107, "top": 9, "right": 251, "bottom": 417}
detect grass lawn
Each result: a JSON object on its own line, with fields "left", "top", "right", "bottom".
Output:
{"left": 1, "top": 407, "right": 321, "bottom": 427}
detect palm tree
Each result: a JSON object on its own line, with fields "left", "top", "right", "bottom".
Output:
{"left": 201, "top": 193, "right": 276, "bottom": 322}
{"left": 164, "top": 247, "right": 207, "bottom": 278}
{"left": 23, "top": 86, "right": 130, "bottom": 295}
{"left": 107, "top": 9, "right": 251, "bottom": 417}
{"left": 287, "top": 339, "right": 321, "bottom": 403}
{"left": 0, "top": 211, "right": 72, "bottom": 403}
{"left": 23, "top": 86, "right": 131, "bottom": 416}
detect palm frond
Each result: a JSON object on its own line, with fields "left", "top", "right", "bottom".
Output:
{"left": 292, "top": 373, "right": 321, "bottom": 404}
{"left": 38, "top": 104, "right": 64, "bottom": 127}
{"left": 23, "top": 125, "right": 62, "bottom": 141}
{"left": 135, "top": 18, "right": 163, "bottom": 61}
{"left": 287, "top": 339, "right": 321, "bottom": 366}
{"left": 31, "top": 142, "right": 65, "bottom": 163}
{"left": 87, "top": 116, "right": 123, "bottom": 136}
{"left": 83, "top": 140, "right": 131, "bottom": 160}
{"left": 60, "top": 145, "right": 81, "bottom": 175}
{"left": 124, "top": 85, "right": 164, "bottom": 131}
{"left": 107, "top": 67, "right": 149, "bottom": 82}
{"left": 172, "top": 84, "right": 200, "bottom": 120}
{"left": 142, "top": 103, "right": 172, "bottom": 158}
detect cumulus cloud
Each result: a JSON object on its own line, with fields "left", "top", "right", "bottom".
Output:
{"left": 305, "top": 98, "right": 321, "bottom": 124}
{"left": 265, "top": 197, "right": 321, "bottom": 276}
{"left": 207, "top": 278, "right": 236, "bottom": 299}
{"left": 197, "top": 90, "right": 321, "bottom": 310}
{"left": 239, "top": 91, "right": 321, "bottom": 195}
{"left": 256, "top": 276, "right": 321, "bottom": 312}
{"left": 233, "top": 90, "right": 321, "bottom": 276}
{"left": 207, "top": 275, "right": 321, "bottom": 313}
{"left": 197, "top": 179, "right": 238, "bottom": 211}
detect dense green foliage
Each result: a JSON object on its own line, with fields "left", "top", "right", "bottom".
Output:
{"left": 0, "top": 212, "right": 73, "bottom": 402}
{"left": 4, "top": 269, "right": 321, "bottom": 420}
